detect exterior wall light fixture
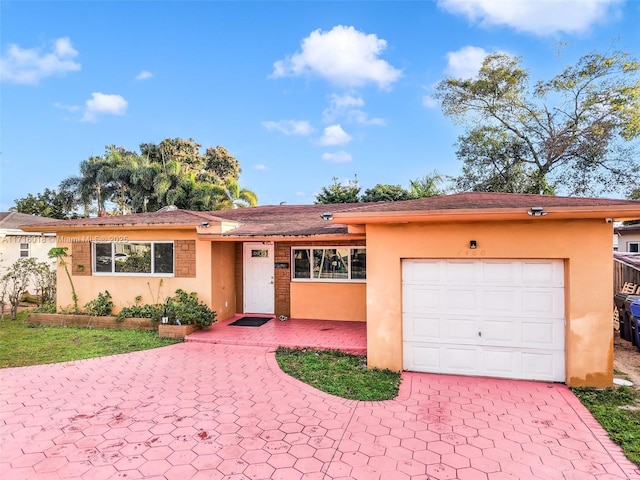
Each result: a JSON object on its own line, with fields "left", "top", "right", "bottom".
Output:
{"left": 470, "top": 240, "right": 477, "bottom": 249}
{"left": 527, "top": 206, "right": 548, "bottom": 217}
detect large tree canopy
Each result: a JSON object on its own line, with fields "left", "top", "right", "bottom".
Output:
{"left": 53, "top": 138, "right": 255, "bottom": 216}
{"left": 11, "top": 188, "right": 77, "bottom": 219}
{"left": 316, "top": 173, "right": 445, "bottom": 204}
{"left": 435, "top": 51, "right": 640, "bottom": 196}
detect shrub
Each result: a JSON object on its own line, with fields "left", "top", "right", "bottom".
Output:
{"left": 116, "top": 301, "right": 164, "bottom": 322}
{"left": 165, "top": 289, "right": 216, "bottom": 327}
{"left": 84, "top": 291, "right": 114, "bottom": 316}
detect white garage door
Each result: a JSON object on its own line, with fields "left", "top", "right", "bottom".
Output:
{"left": 402, "top": 259, "right": 565, "bottom": 382}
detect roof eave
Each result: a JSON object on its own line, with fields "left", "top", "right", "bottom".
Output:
{"left": 332, "top": 205, "right": 640, "bottom": 224}
{"left": 198, "top": 233, "right": 366, "bottom": 242}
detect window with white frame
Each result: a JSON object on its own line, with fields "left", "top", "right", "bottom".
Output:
{"left": 19, "top": 243, "right": 30, "bottom": 258}
{"left": 630, "top": 242, "right": 639, "bottom": 253}
{"left": 292, "top": 247, "right": 366, "bottom": 281}
{"left": 93, "top": 242, "right": 174, "bottom": 275}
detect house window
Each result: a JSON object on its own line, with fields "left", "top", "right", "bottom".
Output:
{"left": 292, "top": 247, "right": 366, "bottom": 282}
{"left": 630, "top": 242, "right": 639, "bottom": 253}
{"left": 19, "top": 243, "right": 30, "bottom": 258}
{"left": 93, "top": 242, "right": 174, "bottom": 275}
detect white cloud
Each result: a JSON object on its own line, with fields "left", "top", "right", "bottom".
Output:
{"left": 295, "top": 191, "right": 306, "bottom": 197}
{"left": 318, "top": 124, "right": 353, "bottom": 146}
{"left": 254, "top": 164, "right": 267, "bottom": 171}
{"left": 82, "top": 93, "right": 128, "bottom": 122}
{"left": 0, "top": 37, "right": 81, "bottom": 85}
{"left": 347, "top": 110, "right": 386, "bottom": 126}
{"left": 437, "top": 0, "right": 623, "bottom": 36}
{"left": 270, "top": 25, "right": 402, "bottom": 89}
{"left": 321, "top": 151, "right": 353, "bottom": 163}
{"left": 321, "top": 93, "right": 385, "bottom": 125}
{"left": 135, "top": 70, "right": 154, "bottom": 81}
{"left": 445, "top": 46, "right": 490, "bottom": 79}
{"left": 53, "top": 102, "right": 81, "bottom": 112}
{"left": 262, "top": 120, "right": 314, "bottom": 136}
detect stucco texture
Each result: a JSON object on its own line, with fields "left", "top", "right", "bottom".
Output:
{"left": 364, "top": 219, "right": 614, "bottom": 388}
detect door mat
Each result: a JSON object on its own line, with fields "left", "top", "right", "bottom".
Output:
{"left": 229, "top": 317, "right": 272, "bottom": 327}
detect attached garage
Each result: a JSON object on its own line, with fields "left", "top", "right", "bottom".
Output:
{"left": 402, "top": 258, "right": 565, "bottom": 382}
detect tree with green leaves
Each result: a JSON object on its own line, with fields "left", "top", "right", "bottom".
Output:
{"left": 48, "top": 247, "right": 78, "bottom": 313}
{"left": 409, "top": 172, "right": 446, "bottom": 198}
{"left": 315, "top": 177, "right": 361, "bottom": 204}
{"left": 11, "top": 188, "right": 78, "bottom": 219}
{"left": 214, "top": 179, "right": 258, "bottom": 210}
{"left": 57, "top": 138, "right": 254, "bottom": 214}
{"left": 361, "top": 184, "right": 413, "bottom": 202}
{"left": 1, "top": 258, "right": 36, "bottom": 320}
{"left": 435, "top": 51, "right": 640, "bottom": 196}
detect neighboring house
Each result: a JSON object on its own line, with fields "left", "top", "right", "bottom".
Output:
{"left": 615, "top": 224, "right": 640, "bottom": 253}
{"left": 0, "top": 212, "right": 56, "bottom": 291}
{"left": 22, "top": 192, "right": 640, "bottom": 388}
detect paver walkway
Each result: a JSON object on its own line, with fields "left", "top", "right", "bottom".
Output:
{"left": 1, "top": 341, "right": 639, "bottom": 479}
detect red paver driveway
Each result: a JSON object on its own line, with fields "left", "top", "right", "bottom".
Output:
{"left": 1, "top": 342, "right": 638, "bottom": 479}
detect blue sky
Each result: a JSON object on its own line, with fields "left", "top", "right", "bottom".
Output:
{"left": 1, "top": 0, "right": 639, "bottom": 211}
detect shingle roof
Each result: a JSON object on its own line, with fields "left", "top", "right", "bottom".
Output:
{"left": 211, "top": 204, "right": 361, "bottom": 236}
{"left": 0, "top": 212, "right": 56, "bottom": 230}
{"left": 18, "top": 192, "right": 640, "bottom": 237}
{"left": 339, "top": 192, "right": 640, "bottom": 213}
{"left": 19, "top": 210, "right": 227, "bottom": 230}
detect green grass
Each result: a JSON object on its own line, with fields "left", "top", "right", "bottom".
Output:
{"left": 572, "top": 386, "right": 640, "bottom": 466}
{"left": 275, "top": 347, "right": 401, "bottom": 401}
{"left": 0, "top": 310, "right": 181, "bottom": 368}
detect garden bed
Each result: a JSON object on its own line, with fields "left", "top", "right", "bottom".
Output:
{"left": 27, "top": 313, "right": 156, "bottom": 331}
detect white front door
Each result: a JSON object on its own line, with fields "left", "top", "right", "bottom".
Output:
{"left": 243, "top": 242, "right": 274, "bottom": 314}
{"left": 402, "top": 259, "right": 565, "bottom": 382}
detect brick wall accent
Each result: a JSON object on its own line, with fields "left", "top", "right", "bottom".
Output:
{"left": 274, "top": 243, "right": 292, "bottom": 318}
{"left": 235, "top": 242, "right": 243, "bottom": 313}
{"left": 72, "top": 242, "right": 92, "bottom": 276}
{"left": 175, "top": 240, "right": 196, "bottom": 278}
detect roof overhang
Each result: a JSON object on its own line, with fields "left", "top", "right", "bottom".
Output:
{"left": 197, "top": 233, "right": 366, "bottom": 242}
{"left": 331, "top": 205, "right": 640, "bottom": 225}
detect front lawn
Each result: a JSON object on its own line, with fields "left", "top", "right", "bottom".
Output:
{"left": 275, "top": 346, "right": 401, "bottom": 401}
{"left": 572, "top": 386, "right": 640, "bottom": 466}
{"left": 0, "top": 310, "right": 181, "bottom": 368}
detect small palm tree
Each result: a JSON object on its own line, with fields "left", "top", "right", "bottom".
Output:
{"left": 214, "top": 179, "right": 258, "bottom": 210}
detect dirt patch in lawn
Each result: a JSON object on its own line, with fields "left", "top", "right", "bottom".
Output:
{"left": 614, "top": 334, "right": 640, "bottom": 389}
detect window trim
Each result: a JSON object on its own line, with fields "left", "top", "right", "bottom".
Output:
{"left": 92, "top": 241, "right": 175, "bottom": 276}
{"left": 291, "top": 246, "right": 366, "bottom": 283}
{"left": 629, "top": 242, "right": 640, "bottom": 253}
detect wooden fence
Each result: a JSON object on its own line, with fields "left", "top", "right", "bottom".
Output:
{"left": 614, "top": 258, "right": 640, "bottom": 294}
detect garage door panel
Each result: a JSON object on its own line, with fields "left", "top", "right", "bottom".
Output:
{"left": 402, "top": 259, "right": 442, "bottom": 284}
{"left": 403, "top": 286, "right": 441, "bottom": 312}
{"left": 403, "top": 314, "right": 441, "bottom": 341}
{"left": 521, "top": 290, "right": 564, "bottom": 316}
{"left": 482, "top": 289, "right": 518, "bottom": 313}
{"left": 521, "top": 351, "right": 562, "bottom": 379}
{"left": 482, "top": 319, "right": 518, "bottom": 344}
{"left": 404, "top": 345, "right": 441, "bottom": 370}
{"left": 521, "top": 260, "right": 564, "bottom": 286}
{"left": 444, "top": 261, "right": 478, "bottom": 284}
{"left": 483, "top": 349, "right": 519, "bottom": 375}
{"left": 402, "top": 259, "right": 565, "bottom": 382}
{"left": 445, "top": 289, "right": 478, "bottom": 311}
{"left": 443, "top": 346, "right": 479, "bottom": 372}
{"left": 481, "top": 261, "right": 519, "bottom": 284}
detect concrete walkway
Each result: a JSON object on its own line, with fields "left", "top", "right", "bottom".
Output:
{"left": 1, "top": 341, "right": 638, "bottom": 479}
